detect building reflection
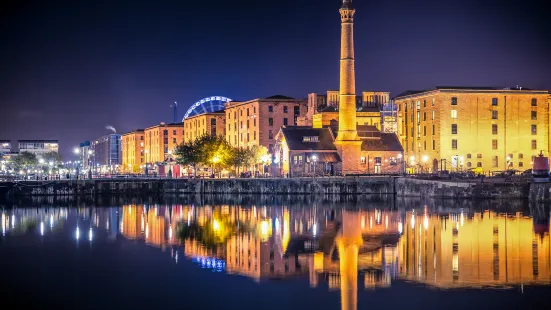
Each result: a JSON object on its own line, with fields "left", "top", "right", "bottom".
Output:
{"left": 1, "top": 201, "right": 550, "bottom": 310}
{"left": 399, "top": 209, "right": 551, "bottom": 287}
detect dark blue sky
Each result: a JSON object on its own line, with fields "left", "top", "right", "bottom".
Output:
{"left": 1, "top": 0, "right": 549, "bottom": 157}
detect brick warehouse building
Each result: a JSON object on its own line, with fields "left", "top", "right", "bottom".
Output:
{"left": 225, "top": 95, "right": 307, "bottom": 154}
{"left": 394, "top": 86, "right": 550, "bottom": 173}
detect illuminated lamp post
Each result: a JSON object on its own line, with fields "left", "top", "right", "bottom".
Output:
{"left": 311, "top": 155, "right": 318, "bottom": 177}
{"left": 422, "top": 155, "right": 428, "bottom": 173}
{"left": 459, "top": 156, "right": 464, "bottom": 171}
{"left": 397, "top": 153, "right": 404, "bottom": 175}
{"left": 212, "top": 155, "right": 220, "bottom": 178}
{"left": 261, "top": 154, "right": 271, "bottom": 177}
{"left": 409, "top": 155, "right": 415, "bottom": 174}
{"left": 144, "top": 150, "right": 149, "bottom": 177}
{"left": 506, "top": 156, "right": 511, "bottom": 170}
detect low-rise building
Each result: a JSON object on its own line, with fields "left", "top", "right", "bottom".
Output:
{"left": 18, "top": 140, "right": 59, "bottom": 155}
{"left": 225, "top": 95, "right": 308, "bottom": 154}
{"left": 0, "top": 140, "right": 11, "bottom": 155}
{"left": 183, "top": 110, "right": 226, "bottom": 142}
{"left": 144, "top": 122, "right": 184, "bottom": 164}
{"left": 276, "top": 123, "right": 403, "bottom": 177}
{"left": 121, "top": 130, "right": 145, "bottom": 173}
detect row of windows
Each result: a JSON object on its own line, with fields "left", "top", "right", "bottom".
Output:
{"left": 408, "top": 138, "right": 539, "bottom": 152}
{"left": 459, "top": 161, "right": 527, "bottom": 168}
{"left": 228, "top": 105, "right": 300, "bottom": 119}
{"left": 401, "top": 97, "right": 539, "bottom": 112}
{"left": 410, "top": 124, "right": 539, "bottom": 138}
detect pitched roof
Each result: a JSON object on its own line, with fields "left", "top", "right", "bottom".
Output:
{"left": 264, "top": 95, "right": 295, "bottom": 100}
{"left": 280, "top": 126, "right": 336, "bottom": 151}
{"left": 361, "top": 133, "right": 403, "bottom": 152}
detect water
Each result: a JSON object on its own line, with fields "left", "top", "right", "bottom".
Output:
{"left": 1, "top": 195, "right": 550, "bottom": 310}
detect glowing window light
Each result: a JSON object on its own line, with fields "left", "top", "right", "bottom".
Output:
{"left": 40, "top": 221, "right": 44, "bottom": 236}
{"left": 76, "top": 226, "right": 80, "bottom": 240}
{"left": 424, "top": 215, "right": 429, "bottom": 230}
{"left": 411, "top": 214, "right": 415, "bottom": 229}
{"left": 312, "top": 223, "right": 317, "bottom": 237}
{"left": 89, "top": 228, "right": 93, "bottom": 241}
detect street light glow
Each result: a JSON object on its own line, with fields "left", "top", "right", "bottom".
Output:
{"left": 73, "top": 147, "right": 80, "bottom": 154}
{"left": 422, "top": 155, "right": 428, "bottom": 163}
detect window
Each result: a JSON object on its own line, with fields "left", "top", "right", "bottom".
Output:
{"left": 234, "top": 111, "right": 237, "bottom": 119}
{"left": 302, "top": 136, "right": 319, "bottom": 142}
{"left": 423, "top": 112, "right": 426, "bottom": 121}
{"left": 492, "top": 124, "right": 498, "bottom": 135}
{"left": 268, "top": 144, "right": 273, "bottom": 153}
{"left": 451, "top": 110, "right": 457, "bottom": 119}
{"left": 432, "top": 111, "right": 435, "bottom": 120}
{"left": 532, "top": 140, "right": 537, "bottom": 150}
{"left": 423, "top": 100, "right": 426, "bottom": 107}
{"left": 416, "top": 101, "right": 421, "bottom": 110}
{"left": 451, "top": 124, "right": 457, "bottom": 134}
{"left": 283, "top": 106, "right": 288, "bottom": 113}
{"left": 492, "top": 156, "right": 498, "bottom": 168}
{"left": 417, "top": 124, "right": 420, "bottom": 138}
{"left": 477, "top": 162, "right": 482, "bottom": 167}
{"left": 269, "top": 118, "right": 273, "bottom": 126}
{"left": 268, "top": 106, "right": 273, "bottom": 112}
{"left": 163, "top": 130, "right": 168, "bottom": 135}
{"left": 531, "top": 111, "right": 537, "bottom": 120}
{"left": 467, "top": 162, "right": 472, "bottom": 168}
{"left": 492, "top": 98, "right": 498, "bottom": 106}
{"left": 247, "top": 108, "right": 250, "bottom": 116}
{"left": 492, "top": 140, "right": 498, "bottom": 149}
{"left": 172, "top": 138, "right": 176, "bottom": 143}
{"left": 467, "top": 154, "right": 471, "bottom": 159}
{"left": 519, "top": 153, "right": 523, "bottom": 159}
{"left": 411, "top": 127, "right": 414, "bottom": 137}
{"left": 424, "top": 141, "right": 426, "bottom": 150}
{"left": 531, "top": 98, "right": 537, "bottom": 106}
{"left": 432, "top": 124, "right": 435, "bottom": 135}
{"left": 432, "top": 98, "right": 435, "bottom": 106}
{"left": 283, "top": 118, "right": 288, "bottom": 126}
{"left": 268, "top": 130, "right": 273, "bottom": 139}
{"left": 432, "top": 140, "right": 435, "bottom": 150}
{"left": 247, "top": 133, "right": 249, "bottom": 141}
{"left": 240, "top": 110, "right": 243, "bottom": 116}
{"left": 360, "top": 157, "right": 366, "bottom": 164}
{"left": 417, "top": 111, "right": 420, "bottom": 123}
{"left": 423, "top": 126, "right": 426, "bottom": 136}
{"left": 451, "top": 97, "right": 457, "bottom": 105}
{"left": 254, "top": 119, "right": 256, "bottom": 126}
{"left": 452, "top": 139, "right": 457, "bottom": 150}
{"left": 253, "top": 131, "right": 256, "bottom": 140}
{"left": 247, "top": 120, "right": 249, "bottom": 129}
{"left": 477, "top": 154, "right": 482, "bottom": 159}
{"left": 531, "top": 125, "right": 537, "bottom": 135}
{"left": 492, "top": 110, "right": 498, "bottom": 120}
{"left": 375, "top": 157, "right": 382, "bottom": 164}
{"left": 294, "top": 106, "right": 300, "bottom": 115}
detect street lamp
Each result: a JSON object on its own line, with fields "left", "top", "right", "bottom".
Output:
{"left": 212, "top": 155, "right": 220, "bottom": 178}
{"left": 422, "top": 155, "right": 428, "bottom": 173}
{"left": 73, "top": 147, "right": 80, "bottom": 155}
{"left": 261, "top": 154, "right": 271, "bottom": 177}
{"left": 311, "top": 155, "right": 318, "bottom": 177}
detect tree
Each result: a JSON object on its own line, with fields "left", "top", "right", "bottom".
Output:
{"left": 229, "top": 147, "right": 252, "bottom": 174}
{"left": 249, "top": 145, "right": 271, "bottom": 175}
{"left": 42, "top": 151, "right": 62, "bottom": 163}
{"left": 174, "top": 139, "right": 201, "bottom": 176}
{"left": 12, "top": 151, "right": 38, "bottom": 170}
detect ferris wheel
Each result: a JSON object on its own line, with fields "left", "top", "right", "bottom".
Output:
{"left": 182, "top": 96, "right": 232, "bottom": 121}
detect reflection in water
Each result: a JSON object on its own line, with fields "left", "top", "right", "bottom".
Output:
{"left": 1, "top": 198, "right": 550, "bottom": 310}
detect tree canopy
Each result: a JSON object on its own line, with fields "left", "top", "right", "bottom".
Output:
{"left": 12, "top": 151, "right": 38, "bottom": 168}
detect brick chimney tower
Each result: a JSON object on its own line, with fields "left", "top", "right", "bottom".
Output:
{"left": 334, "top": 0, "right": 362, "bottom": 175}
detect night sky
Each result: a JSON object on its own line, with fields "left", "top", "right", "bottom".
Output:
{"left": 1, "top": 0, "right": 549, "bottom": 157}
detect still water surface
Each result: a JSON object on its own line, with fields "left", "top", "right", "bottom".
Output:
{"left": 1, "top": 196, "right": 550, "bottom": 309}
